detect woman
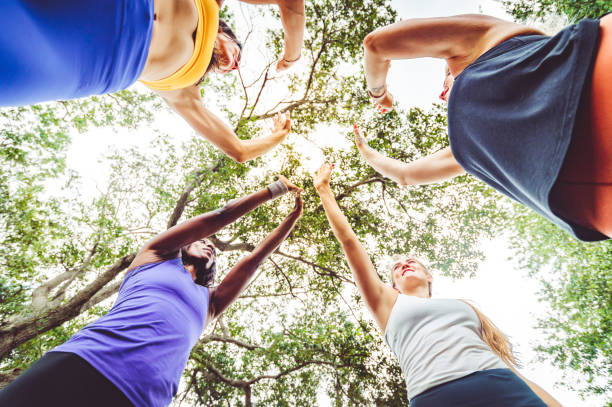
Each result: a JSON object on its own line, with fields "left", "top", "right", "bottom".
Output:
{"left": 0, "top": 0, "right": 305, "bottom": 162}
{"left": 313, "top": 162, "right": 562, "bottom": 406}
{"left": 0, "top": 177, "right": 303, "bottom": 407}
{"left": 360, "top": 13, "right": 611, "bottom": 241}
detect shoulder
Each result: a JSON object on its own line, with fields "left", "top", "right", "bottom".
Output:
{"left": 447, "top": 15, "right": 545, "bottom": 75}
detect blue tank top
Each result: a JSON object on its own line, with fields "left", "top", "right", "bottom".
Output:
{"left": 52, "top": 258, "right": 209, "bottom": 407}
{"left": 0, "top": 0, "right": 153, "bottom": 106}
{"left": 448, "top": 19, "right": 606, "bottom": 241}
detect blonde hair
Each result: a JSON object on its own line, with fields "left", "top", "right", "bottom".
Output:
{"left": 460, "top": 300, "right": 520, "bottom": 368}
{"left": 388, "top": 256, "right": 519, "bottom": 368}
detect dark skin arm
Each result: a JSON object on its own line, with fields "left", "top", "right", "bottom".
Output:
{"left": 208, "top": 193, "right": 303, "bottom": 319}
{"left": 128, "top": 176, "right": 300, "bottom": 271}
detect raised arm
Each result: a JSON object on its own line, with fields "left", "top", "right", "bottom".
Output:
{"left": 157, "top": 85, "right": 290, "bottom": 163}
{"left": 313, "top": 163, "right": 397, "bottom": 331}
{"left": 209, "top": 192, "right": 303, "bottom": 318}
{"left": 354, "top": 125, "right": 465, "bottom": 185}
{"left": 236, "top": 0, "right": 305, "bottom": 71}
{"left": 130, "top": 177, "right": 300, "bottom": 270}
{"left": 363, "top": 14, "right": 542, "bottom": 108}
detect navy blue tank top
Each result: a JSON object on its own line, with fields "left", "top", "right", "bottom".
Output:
{"left": 448, "top": 19, "right": 605, "bottom": 241}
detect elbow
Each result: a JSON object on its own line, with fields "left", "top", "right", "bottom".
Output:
{"left": 363, "top": 31, "right": 382, "bottom": 55}
{"left": 227, "top": 148, "right": 248, "bottom": 164}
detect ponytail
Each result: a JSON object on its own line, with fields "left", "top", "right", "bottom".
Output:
{"left": 460, "top": 300, "right": 520, "bottom": 368}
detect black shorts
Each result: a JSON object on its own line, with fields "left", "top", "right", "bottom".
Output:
{"left": 411, "top": 368, "right": 547, "bottom": 407}
{"left": 0, "top": 351, "right": 133, "bottom": 407}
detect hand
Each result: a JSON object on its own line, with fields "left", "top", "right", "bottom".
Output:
{"left": 369, "top": 88, "right": 394, "bottom": 113}
{"left": 353, "top": 124, "right": 370, "bottom": 152}
{"left": 278, "top": 175, "right": 303, "bottom": 195}
{"left": 271, "top": 112, "right": 291, "bottom": 137}
{"left": 313, "top": 162, "right": 334, "bottom": 191}
{"left": 288, "top": 191, "right": 303, "bottom": 218}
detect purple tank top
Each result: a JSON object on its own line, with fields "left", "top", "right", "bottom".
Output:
{"left": 51, "top": 258, "right": 209, "bottom": 407}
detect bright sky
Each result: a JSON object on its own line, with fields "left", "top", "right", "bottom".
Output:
{"left": 62, "top": 1, "right": 604, "bottom": 405}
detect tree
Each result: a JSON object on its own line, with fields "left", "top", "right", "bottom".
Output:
{"left": 1, "top": 0, "right": 510, "bottom": 404}
{"left": 508, "top": 206, "right": 612, "bottom": 400}
{"left": 503, "top": 0, "right": 611, "bottom": 23}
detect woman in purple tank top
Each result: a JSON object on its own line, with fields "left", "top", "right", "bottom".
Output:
{"left": 0, "top": 177, "right": 303, "bottom": 407}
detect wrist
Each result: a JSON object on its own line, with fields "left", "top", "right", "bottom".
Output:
{"left": 315, "top": 184, "right": 331, "bottom": 194}
{"left": 267, "top": 179, "right": 289, "bottom": 199}
{"left": 367, "top": 85, "right": 386, "bottom": 99}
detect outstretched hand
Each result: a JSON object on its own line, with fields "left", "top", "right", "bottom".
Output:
{"left": 313, "top": 162, "right": 334, "bottom": 191}
{"left": 353, "top": 124, "right": 370, "bottom": 151}
{"left": 370, "top": 88, "right": 394, "bottom": 113}
{"left": 272, "top": 112, "right": 291, "bottom": 137}
{"left": 289, "top": 191, "right": 303, "bottom": 218}
{"left": 278, "top": 175, "right": 303, "bottom": 194}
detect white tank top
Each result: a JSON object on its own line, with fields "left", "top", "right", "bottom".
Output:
{"left": 384, "top": 294, "right": 507, "bottom": 400}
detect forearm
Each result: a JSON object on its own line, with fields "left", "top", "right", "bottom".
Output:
{"left": 278, "top": 2, "right": 305, "bottom": 59}
{"left": 145, "top": 187, "right": 273, "bottom": 254}
{"left": 316, "top": 185, "right": 359, "bottom": 245}
{"left": 359, "top": 146, "right": 411, "bottom": 185}
{"left": 363, "top": 40, "right": 390, "bottom": 95}
{"left": 236, "top": 131, "right": 286, "bottom": 163}
{"left": 210, "top": 206, "right": 299, "bottom": 318}
{"left": 245, "top": 212, "right": 299, "bottom": 267}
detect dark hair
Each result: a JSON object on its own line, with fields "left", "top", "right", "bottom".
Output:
{"left": 180, "top": 245, "right": 217, "bottom": 287}
{"left": 200, "top": 20, "right": 242, "bottom": 81}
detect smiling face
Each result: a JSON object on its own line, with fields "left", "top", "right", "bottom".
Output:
{"left": 213, "top": 32, "right": 241, "bottom": 73}
{"left": 390, "top": 257, "right": 433, "bottom": 297}
{"left": 439, "top": 65, "right": 455, "bottom": 103}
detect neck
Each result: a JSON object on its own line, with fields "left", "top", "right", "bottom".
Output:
{"left": 400, "top": 285, "right": 429, "bottom": 299}
{"left": 184, "top": 264, "right": 197, "bottom": 281}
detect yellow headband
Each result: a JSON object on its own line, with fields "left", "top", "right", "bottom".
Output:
{"left": 142, "top": 0, "right": 219, "bottom": 91}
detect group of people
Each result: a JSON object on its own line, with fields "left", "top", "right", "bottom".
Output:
{"left": 1, "top": 0, "right": 609, "bottom": 405}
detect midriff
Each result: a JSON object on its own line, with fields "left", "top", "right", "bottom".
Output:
{"left": 139, "top": 0, "right": 199, "bottom": 82}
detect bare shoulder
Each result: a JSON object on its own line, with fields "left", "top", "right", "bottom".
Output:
{"left": 446, "top": 14, "right": 545, "bottom": 75}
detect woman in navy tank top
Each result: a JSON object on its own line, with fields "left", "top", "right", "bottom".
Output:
{"left": 358, "top": 13, "right": 611, "bottom": 241}
{"left": 0, "top": 177, "right": 303, "bottom": 407}
{"left": 313, "top": 162, "right": 561, "bottom": 406}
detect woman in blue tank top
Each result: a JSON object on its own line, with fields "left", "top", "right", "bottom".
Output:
{"left": 313, "top": 162, "right": 561, "bottom": 406}
{"left": 357, "top": 13, "right": 611, "bottom": 241}
{"left": 0, "top": 0, "right": 305, "bottom": 163}
{"left": 0, "top": 177, "right": 303, "bottom": 407}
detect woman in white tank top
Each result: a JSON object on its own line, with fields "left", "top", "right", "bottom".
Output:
{"left": 313, "top": 162, "right": 563, "bottom": 406}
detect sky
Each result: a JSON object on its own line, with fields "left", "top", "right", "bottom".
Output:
{"left": 61, "top": 0, "right": 604, "bottom": 405}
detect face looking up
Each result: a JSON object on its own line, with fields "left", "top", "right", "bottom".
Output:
{"left": 439, "top": 66, "right": 455, "bottom": 102}
{"left": 213, "top": 32, "right": 241, "bottom": 74}
{"left": 391, "top": 257, "right": 433, "bottom": 296}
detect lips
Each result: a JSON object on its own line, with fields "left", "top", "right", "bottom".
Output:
{"left": 440, "top": 88, "right": 449, "bottom": 101}
{"left": 401, "top": 266, "right": 415, "bottom": 277}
